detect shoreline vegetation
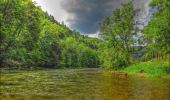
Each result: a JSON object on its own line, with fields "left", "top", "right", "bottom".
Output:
{"left": 0, "top": 0, "right": 170, "bottom": 78}
{"left": 121, "top": 59, "right": 170, "bottom": 77}
{"left": 1, "top": 58, "right": 169, "bottom": 78}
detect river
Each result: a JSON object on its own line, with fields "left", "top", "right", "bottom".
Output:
{"left": 0, "top": 69, "right": 170, "bottom": 100}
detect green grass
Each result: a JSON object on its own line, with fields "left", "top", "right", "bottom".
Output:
{"left": 121, "top": 59, "right": 170, "bottom": 77}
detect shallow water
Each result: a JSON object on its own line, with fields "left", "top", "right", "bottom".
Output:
{"left": 0, "top": 69, "right": 170, "bottom": 100}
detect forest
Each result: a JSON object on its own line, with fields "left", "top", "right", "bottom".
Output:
{"left": 0, "top": 0, "right": 169, "bottom": 75}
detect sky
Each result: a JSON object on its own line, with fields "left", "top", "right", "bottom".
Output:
{"left": 32, "top": 0, "right": 151, "bottom": 34}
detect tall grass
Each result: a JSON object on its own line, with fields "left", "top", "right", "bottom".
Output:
{"left": 121, "top": 59, "right": 170, "bottom": 76}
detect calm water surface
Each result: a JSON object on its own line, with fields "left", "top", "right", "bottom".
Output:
{"left": 0, "top": 69, "right": 170, "bottom": 100}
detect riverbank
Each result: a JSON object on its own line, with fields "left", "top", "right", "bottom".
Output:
{"left": 120, "top": 59, "right": 170, "bottom": 77}
{"left": 1, "top": 59, "right": 169, "bottom": 78}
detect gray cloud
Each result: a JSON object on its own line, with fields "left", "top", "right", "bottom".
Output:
{"left": 61, "top": 0, "right": 150, "bottom": 33}
{"left": 61, "top": 0, "right": 129, "bottom": 33}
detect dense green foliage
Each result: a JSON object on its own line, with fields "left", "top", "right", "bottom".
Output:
{"left": 0, "top": 0, "right": 101, "bottom": 68}
{"left": 143, "top": 0, "right": 170, "bottom": 60}
{"left": 0, "top": 0, "right": 169, "bottom": 70}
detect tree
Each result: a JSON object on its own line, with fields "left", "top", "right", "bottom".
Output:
{"left": 143, "top": 0, "right": 170, "bottom": 60}
{"left": 100, "top": 1, "right": 136, "bottom": 68}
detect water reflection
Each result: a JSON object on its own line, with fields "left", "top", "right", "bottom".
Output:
{"left": 0, "top": 69, "right": 170, "bottom": 100}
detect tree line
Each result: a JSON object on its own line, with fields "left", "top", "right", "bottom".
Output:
{"left": 0, "top": 0, "right": 169, "bottom": 69}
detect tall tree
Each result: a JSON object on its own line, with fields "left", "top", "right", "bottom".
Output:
{"left": 144, "top": 0, "right": 170, "bottom": 59}
{"left": 100, "top": 1, "right": 136, "bottom": 67}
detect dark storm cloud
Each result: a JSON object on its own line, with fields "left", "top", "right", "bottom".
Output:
{"left": 61, "top": 0, "right": 150, "bottom": 33}
{"left": 61, "top": 0, "right": 128, "bottom": 33}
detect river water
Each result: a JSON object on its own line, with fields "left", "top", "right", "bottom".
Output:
{"left": 0, "top": 69, "right": 170, "bottom": 100}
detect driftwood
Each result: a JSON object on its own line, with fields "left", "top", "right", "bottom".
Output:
{"left": 112, "top": 71, "right": 128, "bottom": 77}
{"left": 139, "top": 69, "right": 146, "bottom": 77}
